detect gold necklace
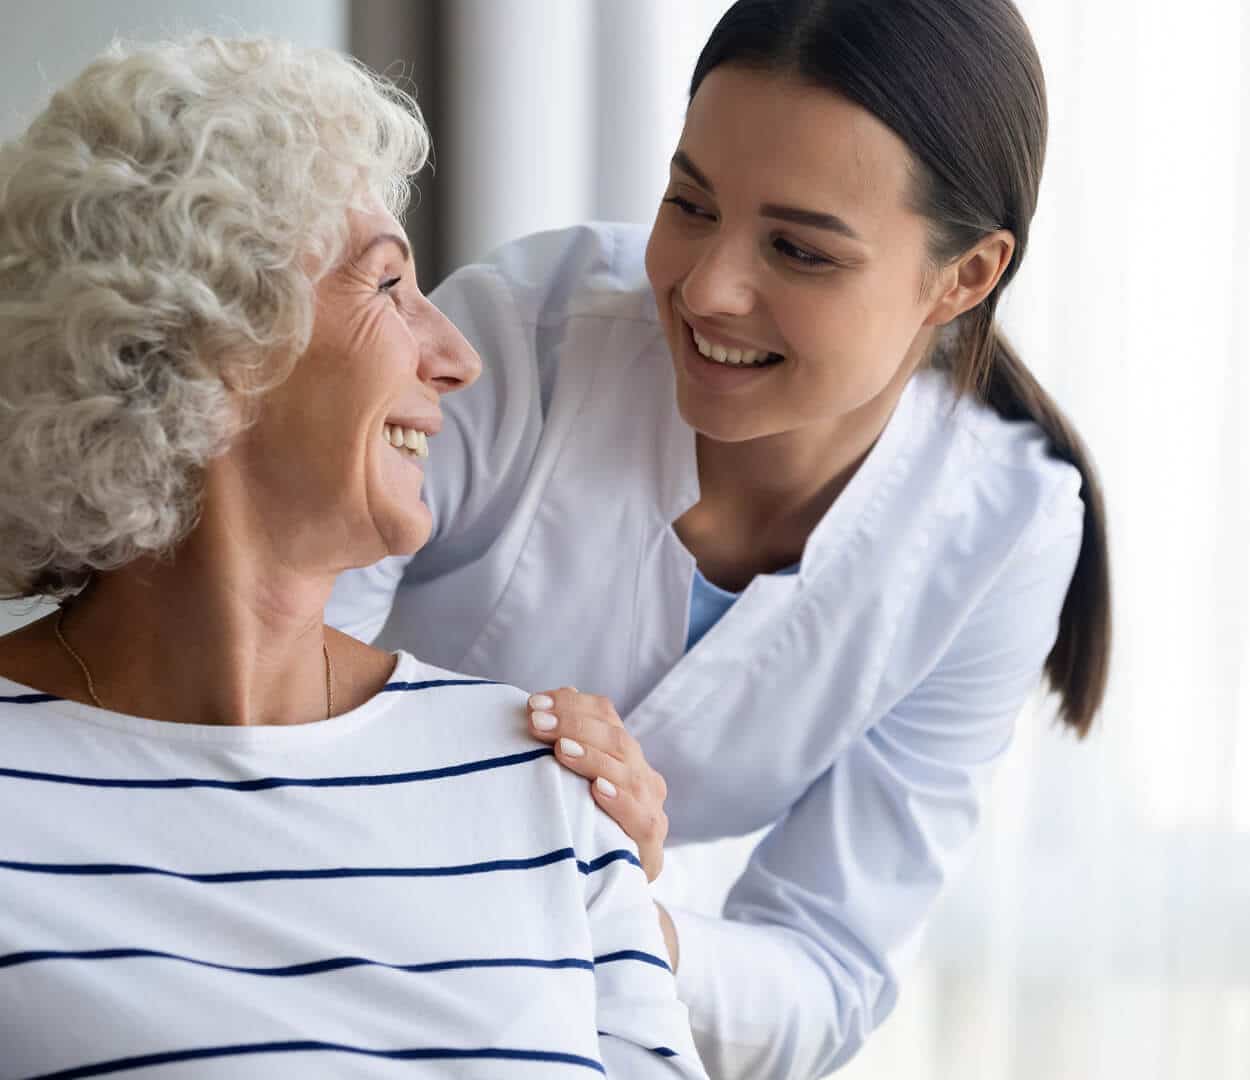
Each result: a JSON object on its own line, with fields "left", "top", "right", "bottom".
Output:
{"left": 54, "top": 604, "right": 334, "bottom": 719}
{"left": 54, "top": 604, "right": 102, "bottom": 708}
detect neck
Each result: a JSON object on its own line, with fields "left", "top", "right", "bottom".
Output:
{"left": 3, "top": 444, "right": 399, "bottom": 725}
{"left": 718, "top": 371, "right": 914, "bottom": 516}
{"left": 695, "top": 416, "right": 871, "bottom": 528}
{"left": 678, "top": 358, "right": 919, "bottom": 589}
{"left": 62, "top": 520, "right": 337, "bottom": 726}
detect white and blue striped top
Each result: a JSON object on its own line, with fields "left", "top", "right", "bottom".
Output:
{"left": 0, "top": 651, "right": 706, "bottom": 1079}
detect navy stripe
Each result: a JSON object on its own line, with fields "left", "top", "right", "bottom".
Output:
{"left": 598, "top": 1033, "right": 680, "bottom": 1059}
{"left": 0, "top": 848, "right": 575, "bottom": 882}
{"left": 0, "top": 946, "right": 595, "bottom": 977}
{"left": 380, "top": 678, "right": 500, "bottom": 693}
{"left": 0, "top": 945, "right": 665, "bottom": 977}
{"left": 0, "top": 746, "right": 553, "bottom": 792}
{"left": 0, "top": 846, "right": 636, "bottom": 883}
{"left": 578, "top": 849, "right": 642, "bottom": 874}
{"left": 593, "top": 948, "right": 671, "bottom": 972}
{"left": 0, "top": 692, "right": 60, "bottom": 704}
{"left": 30, "top": 1040, "right": 605, "bottom": 1079}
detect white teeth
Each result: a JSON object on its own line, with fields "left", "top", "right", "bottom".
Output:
{"left": 383, "top": 424, "right": 430, "bottom": 459}
{"left": 690, "top": 327, "right": 779, "bottom": 367}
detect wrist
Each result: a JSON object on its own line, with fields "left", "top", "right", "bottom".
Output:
{"left": 656, "top": 900, "right": 680, "bottom": 972}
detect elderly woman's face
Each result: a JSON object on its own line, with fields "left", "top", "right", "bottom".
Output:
{"left": 227, "top": 207, "right": 480, "bottom": 570}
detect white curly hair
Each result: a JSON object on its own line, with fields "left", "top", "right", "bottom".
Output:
{"left": 0, "top": 34, "right": 430, "bottom": 599}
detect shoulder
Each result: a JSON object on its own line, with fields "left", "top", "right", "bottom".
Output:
{"left": 909, "top": 370, "right": 1084, "bottom": 556}
{"left": 384, "top": 650, "right": 531, "bottom": 720}
{"left": 859, "top": 375, "right": 1088, "bottom": 726}
{"left": 385, "top": 651, "right": 626, "bottom": 846}
{"left": 380, "top": 651, "right": 534, "bottom": 753}
{"left": 432, "top": 222, "right": 656, "bottom": 331}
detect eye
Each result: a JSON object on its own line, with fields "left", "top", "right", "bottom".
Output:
{"left": 662, "top": 194, "right": 716, "bottom": 221}
{"left": 772, "top": 235, "right": 837, "bottom": 269}
{"left": 379, "top": 275, "right": 403, "bottom": 293}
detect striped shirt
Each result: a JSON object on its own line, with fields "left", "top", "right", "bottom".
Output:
{"left": 0, "top": 651, "right": 706, "bottom": 1079}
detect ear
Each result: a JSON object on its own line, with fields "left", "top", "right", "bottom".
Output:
{"left": 923, "top": 230, "right": 1016, "bottom": 327}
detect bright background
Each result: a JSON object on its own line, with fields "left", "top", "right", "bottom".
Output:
{"left": 2, "top": 3, "right": 1247, "bottom": 1077}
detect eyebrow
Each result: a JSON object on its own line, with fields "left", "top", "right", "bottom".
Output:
{"left": 672, "top": 150, "right": 715, "bottom": 193}
{"left": 356, "top": 232, "right": 411, "bottom": 264}
{"left": 671, "top": 150, "right": 864, "bottom": 243}
{"left": 759, "top": 203, "right": 862, "bottom": 242}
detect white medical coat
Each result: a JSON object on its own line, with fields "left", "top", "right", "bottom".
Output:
{"left": 328, "top": 223, "right": 1085, "bottom": 1079}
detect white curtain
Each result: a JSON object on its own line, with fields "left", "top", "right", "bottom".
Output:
{"left": 436, "top": 0, "right": 731, "bottom": 267}
{"left": 430, "top": 3, "right": 1250, "bottom": 1077}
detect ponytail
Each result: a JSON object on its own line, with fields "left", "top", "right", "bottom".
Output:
{"left": 953, "top": 302, "right": 1111, "bottom": 737}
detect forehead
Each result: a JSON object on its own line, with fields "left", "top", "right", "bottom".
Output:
{"left": 681, "top": 66, "right": 917, "bottom": 232}
{"left": 346, "top": 204, "right": 406, "bottom": 248}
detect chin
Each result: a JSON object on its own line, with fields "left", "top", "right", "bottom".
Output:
{"left": 674, "top": 391, "right": 767, "bottom": 444}
{"left": 382, "top": 505, "right": 434, "bottom": 558}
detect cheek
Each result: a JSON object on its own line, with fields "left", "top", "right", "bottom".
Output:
{"left": 809, "top": 277, "right": 922, "bottom": 361}
{"left": 776, "top": 290, "right": 918, "bottom": 408}
{"left": 644, "top": 221, "right": 684, "bottom": 294}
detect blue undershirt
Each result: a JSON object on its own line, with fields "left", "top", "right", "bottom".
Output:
{"left": 685, "top": 563, "right": 799, "bottom": 651}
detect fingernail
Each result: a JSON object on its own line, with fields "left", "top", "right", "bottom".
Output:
{"left": 595, "top": 777, "right": 617, "bottom": 798}
{"left": 528, "top": 694, "right": 554, "bottom": 710}
{"left": 531, "top": 711, "right": 558, "bottom": 732}
{"left": 558, "top": 737, "right": 584, "bottom": 758}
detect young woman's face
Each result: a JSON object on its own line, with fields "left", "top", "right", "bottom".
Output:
{"left": 645, "top": 67, "right": 942, "bottom": 445}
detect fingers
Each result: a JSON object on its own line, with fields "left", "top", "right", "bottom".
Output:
{"left": 527, "top": 686, "right": 668, "bottom": 882}
{"left": 528, "top": 688, "right": 635, "bottom": 759}
{"left": 550, "top": 733, "right": 632, "bottom": 791}
{"left": 591, "top": 777, "right": 667, "bottom": 882}
{"left": 528, "top": 688, "right": 661, "bottom": 803}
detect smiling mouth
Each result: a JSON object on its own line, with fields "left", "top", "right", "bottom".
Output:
{"left": 383, "top": 423, "right": 429, "bottom": 459}
{"left": 688, "top": 324, "right": 784, "bottom": 367}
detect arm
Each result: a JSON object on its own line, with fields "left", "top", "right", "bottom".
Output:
{"left": 574, "top": 785, "right": 708, "bottom": 1077}
{"left": 670, "top": 499, "right": 1084, "bottom": 1079}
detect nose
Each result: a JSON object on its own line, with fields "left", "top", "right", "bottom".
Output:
{"left": 680, "top": 234, "right": 756, "bottom": 319}
{"left": 416, "top": 297, "right": 482, "bottom": 395}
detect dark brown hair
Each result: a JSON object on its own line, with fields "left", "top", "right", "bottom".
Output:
{"left": 692, "top": 0, "right": 1110, "bottom": 735}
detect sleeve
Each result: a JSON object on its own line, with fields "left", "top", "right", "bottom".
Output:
{"left": 575, "top": 792, "right": 709, "bottom": 1077}
{"left": 325, "top": 258, "right": 545, "bottom": 643}
{"left": 668, "top": 493, "right": 1085, "bottom": 1080}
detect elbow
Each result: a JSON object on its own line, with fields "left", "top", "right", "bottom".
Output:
{"left": 692, "top": 917, "right": 898, "bottom": 1079}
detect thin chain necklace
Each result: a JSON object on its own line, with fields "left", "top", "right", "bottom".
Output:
{"left": 54, "top": 604, "right": 334, "bottom": 719}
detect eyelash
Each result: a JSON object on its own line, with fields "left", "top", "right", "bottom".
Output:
{"left": 771, "top": 236, "right": 834, "bottom": 268}
{"left": 662, "top": 195, "right": 839, "bottom": 269}
{"left": 662, "top": 194, "right": 714, "bottom": 220}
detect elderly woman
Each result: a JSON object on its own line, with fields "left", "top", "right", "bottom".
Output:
{"left": 0, "top": 36, "right": 705, "bottom": 1079}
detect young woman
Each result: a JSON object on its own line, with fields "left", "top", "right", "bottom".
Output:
{"left": 329, "top": 1, "right": 1111, "bottom": 1076}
